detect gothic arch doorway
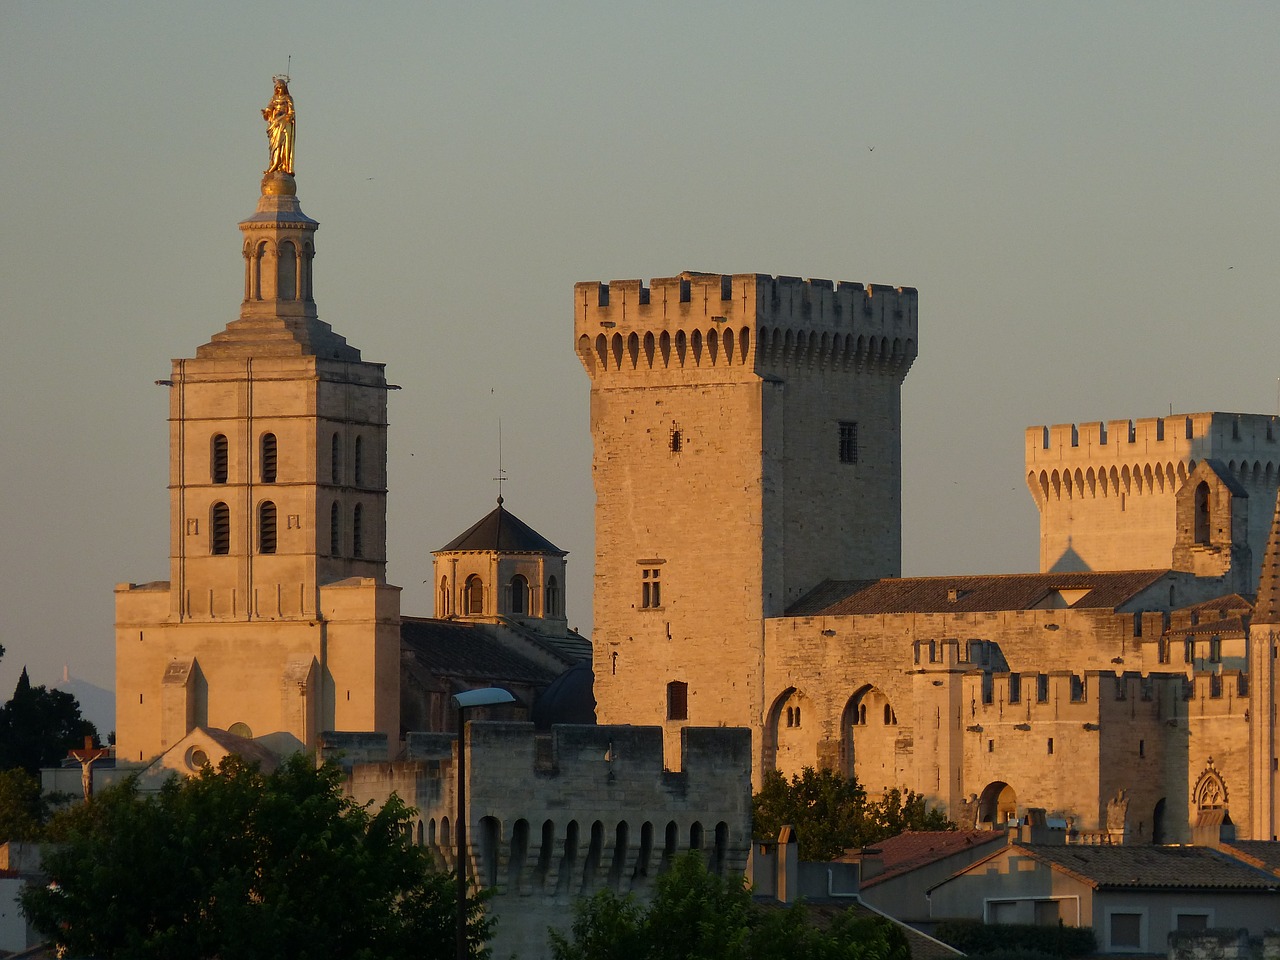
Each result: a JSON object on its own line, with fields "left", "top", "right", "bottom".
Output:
{"left": 978, "top": 781, "right": 1017, "bottom": 826}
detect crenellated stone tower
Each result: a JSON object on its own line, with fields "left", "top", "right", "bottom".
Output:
{"left": 575, "top": 271, "right": 917, "bottom": 765}
{"left": 115, "top": 82, "right": 400, "bottom": 764}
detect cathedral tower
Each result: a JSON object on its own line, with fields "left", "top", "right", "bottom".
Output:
{"left": 115, "top": 81, "right": 400, "bottom": 764}
{"left": 575, "top": 272, "right": 917, "bottom": 763}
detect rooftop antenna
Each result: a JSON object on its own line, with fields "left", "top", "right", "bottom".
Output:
{"left": 493, "top": 417, "right": 507, "bottom": 505}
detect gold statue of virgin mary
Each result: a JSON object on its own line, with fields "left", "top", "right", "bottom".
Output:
{"left": 262, "top": 76, "right": 295, "bottom": 176}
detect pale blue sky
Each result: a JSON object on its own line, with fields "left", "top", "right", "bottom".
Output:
{"left": 3, "top": 2, "right": 1278, "bottom": 732}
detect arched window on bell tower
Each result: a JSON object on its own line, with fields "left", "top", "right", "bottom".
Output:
{"left": 465, "top": 575, "right": 484, "bottom": 615}
{"left": 510, "top": 575, "right": 529, "bottom": 614}
{"left": 277, "top": 240, "right": 297, "bottom": 301}
{"left": 258, "top": 501, "right": 277, "bottom": 554}
{"left": 439, "top": 576, "right": 451, "bottom": 617}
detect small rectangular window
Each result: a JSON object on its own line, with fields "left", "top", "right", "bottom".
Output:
{"left": 1139, "top": 739, "right": 1145, "bottom": 758}
{"left": 1047, "top": 738, "right": 1054, "bottom": 755}
{"left": 838, "top": 421, "right": 858, "bottom": 464}
{"left": 1008, "top": 674, "right": 1021, "bottom": 704}
{"left": 986, "top": 739, "right": 994, "bottom": 753}
{"left": 666, "top": 681, "right": 688, "bottom": 721}
{"left": 1176, "top": 914, "right": 1209, "bottom": 932}
{"left": 670, "top": 426, "right": 682, "bottom": 453}
{"left": 1070, "top": 675, "right": 1086, "bottom": 703}
{"left": 1110, "top": 913, "right": 1142, "bottom": 949}
{"left": 1037, "top": 674, "right": 1049, "bottom": 703}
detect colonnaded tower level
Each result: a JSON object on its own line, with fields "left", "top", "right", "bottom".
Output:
{"left": 115, "top": 79, "right": 401, "bottom": 765}
{"left": 575, "top": 272, "right": 917, "bottom": 760}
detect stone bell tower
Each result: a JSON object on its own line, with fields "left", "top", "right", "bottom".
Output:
{"left": 115, "top": 79, "right": 400, "bottom": 765}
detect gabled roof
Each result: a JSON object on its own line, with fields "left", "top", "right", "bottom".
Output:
{"left": 435, "top": 500, "right": 566, "bottom": 555}
{"left": 850, "top": 830, "right": 1005, "bottom": 889}
{"left": 946, "top": 843, "right": 1280, "bottom": 893}
{"left": 787, "top": 571, "right": 1169, "bottom": 617}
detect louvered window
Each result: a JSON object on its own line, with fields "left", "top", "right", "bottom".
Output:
{"left": 260, "top": 433, "right": 277, "bottom": 483}
{"left": 258, "top": 501, "right": 277, "bottom": 554}
{"left": 212, "top": 434, "right": 229, "bottom": 484}
{"left": 331, "top": 433, "right": 341, "bottom": 484}
{"left": 352, "top": 503, "right": 363, "bottom": 558}
{"left": 211, "top": 502, "right": 230, "bottom": 555}
{"left": 329, "top": 501, "right": 340, "bottom": 555}
{"left": 354, "top": 435, "right": 364, "bottom": 486}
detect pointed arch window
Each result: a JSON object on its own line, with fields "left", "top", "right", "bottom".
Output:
{"left": 260, "top": 433, "right": 278, "bottom": 483}
{"left": 258, "top": 501, "right": 277, "bottom": 554}
{"left": 465, "top": 575, "right": 484, "bottom": 615}
{"left": 331, "top": 433, "right": 342, "bottom": 485}
{"left": 1194, "top": 481, "right": 1211, "bottom": 544}
{"left": 211, "top": 502, "right": 230, "bottom": 555}
{"left": 212, "top": 434, "right": 229, "bottom": 484}
{"left": 329, "top": 501, "right": 340, "bottom": 555}
{"left": 352, "top": 503, "right": 364, "bottom": 558}
{"left": 509, "top": 575, "right": 529, "bottom": 614}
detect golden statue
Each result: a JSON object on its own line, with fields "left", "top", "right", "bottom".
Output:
{"left": 262, "top": 76, "right": 295, "bottom": 176}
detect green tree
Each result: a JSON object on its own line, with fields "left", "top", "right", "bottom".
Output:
{"left": 23, "top": 754, "right": 489, "bottom": 960}
{"left": 550, "top": 852, "right": 910, "bottom": 960}
{"left": 0, "top": 667, "right": 98, "bottom": 775}
{"left": 0, "top": 767, "right": 47, "bottom": 842}
{"left": 753, "top": 767, "right": 954, "bottom": 861}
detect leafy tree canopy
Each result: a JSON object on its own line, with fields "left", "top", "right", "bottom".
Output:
{"left": 0, "top": 767, "right": 47, "bottom": 843}
{"left": 550, "top": 851, "right": 911, "bottom": 960}
{"left": 23, "top": 754, "right": 489, "bottom": 960}
{"left": 753, "top": 767, "right": 954, "bottom": 861}
{"left": 0, "top": 667, "right": 98, "bottom": 775}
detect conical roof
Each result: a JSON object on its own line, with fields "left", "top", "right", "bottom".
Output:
{"left": 1253, "top": 489, "right": 1280, "bottom": 624}
{"left": 435, "top": 500, "right": 566, "bottom": 555}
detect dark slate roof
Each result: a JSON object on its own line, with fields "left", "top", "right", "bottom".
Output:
{"left": 400, "top": 617, "right": 560, "bottom": 685}
{"left": 531, "top": 661, "right": 596, "bottom": 728}
{"left": 1222, "top": 841, "right": 1280, "bottom": 876}
{"left": 435, "top": 501, "right": 566, "bottom": 555}
{"left": 1011, "top": 843, "right": 1280, "bottom": 891}
{"left": 1254, "top": 489, "right": 1280, "bottom": 623}
{"left": 849, "top": 830, "right": 1005, "bottom": 889}
{"left": 787, "top": 571, "right": 1169, "bottom": 617}
{"left": 500, "top": 616, "right": 592, "bottom": 665}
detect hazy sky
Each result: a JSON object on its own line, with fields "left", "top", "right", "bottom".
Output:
{"left": 3, "top": 3, "right": 1279, "bottom": 732}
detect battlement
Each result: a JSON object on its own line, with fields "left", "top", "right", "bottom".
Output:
{"left": 1027, "top": 413, "right": 1280, "bottom": 472}
{"left": 574, "top": 272, "right": 917, "bottom": 380}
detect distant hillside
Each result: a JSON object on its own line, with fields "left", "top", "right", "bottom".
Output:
{"left": 50, "top": 673, "right": 115, "bottom": 738}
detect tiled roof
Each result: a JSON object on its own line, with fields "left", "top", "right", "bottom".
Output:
{"left": 786, "top": 571, "right": 1169, "bottom": 617}
{"left": 435, "top": 502, "right": 565, "bottom": 555}
{"left": 400, "top": 617, "right": 560, "bottom": 685}
{"left": 1221, "top": 840, "right": 1280, "bottom": 876}
{"left": 852, "top": 830, "right": 1005, "bottom": 888}
{"left": 1013, "top": 843, "right": 1280, "bottom": 891}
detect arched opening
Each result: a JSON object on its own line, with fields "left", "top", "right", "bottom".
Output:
{"left": 353, "top": 435, "right": 364, "bottom": 486}
{"left": 507, "top": 819, "right": 528, "bottom": 890}
{"left": 277, "top": 240, "right": 297, "bottom": 300}
{"left": 1152, "top": 798, "right": 1167, "bottom": 845}
{"left": 465, "top": 574, "right": 484, "bottom": 615}
{"left": 1194, "top": 481, "right": 1211, "bottom": 544}
{"left": 258, "top": 501, "right": 277, "bottom": 554}
{"left": 632, "top": 821, "right": 653, "bottom": 883}
{"left": 545, "top": 575, "right": 560, "bottom": 616}
{"left": 534, "top": 819, "right": 554, "bottom": 890}
{"left": 607, "top": 821, "right": 628, "bottom": 891}
{"left": 581, "top": 821, "right": 604, "bottom": 894}
{"left": 211, "top": 502, "right": 230, "bottom": 556}
{"left": 479, "top": 815, "right": 500, "bottom": 888}
{"left": 555, "top": 820, "right": 579, "bottom": 896}
{"left": 763, "top": 687, "right": 796, "bottom": 772}
{"left": 211, "top": 434, "right": 229, "bottom": 484}
{"left": 509, "top": 574, "right": 529, "bottom": 614}
{"left": 259, "top": 433, "right": 277, "bottom": 483}
{"left": 978, "top": 781, "right": 1017, "bottom": 826}
{"left": 329, "top": 501, "right": 340, "bottom": 555}
{"left": 352, "top": 503, "right": 363, "bottom": 558}
{"left": 331, "top": 433, "right": 342, "bottom": 484}
{"left": 439, "top": 576, "right": 451, "bottom": 617}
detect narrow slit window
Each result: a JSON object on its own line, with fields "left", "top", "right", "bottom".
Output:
{"left": 666, "top": 681, "right": 688, "bottom": 721}
{"left": 329, "top": 501, "right": 340, "bottom": 555}
{"left": 354, "top": 435, "right": 364, "bottom": 486}
{"left": 352, "top": 503, "right": 363, "bottom": 558}
{"left": 331, "top": 433, "right": 342, "bottom": 484}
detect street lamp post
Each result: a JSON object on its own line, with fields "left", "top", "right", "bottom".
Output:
{"left": 451, "top": 687, "right": 515, "bottom": 960}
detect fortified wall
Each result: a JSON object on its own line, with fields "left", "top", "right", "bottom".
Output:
{"left": 329, "top": 722, "right": 753, "bottom": 960}
{"left": 1026, "top": 412, "right": 1280, "bottom": 581}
